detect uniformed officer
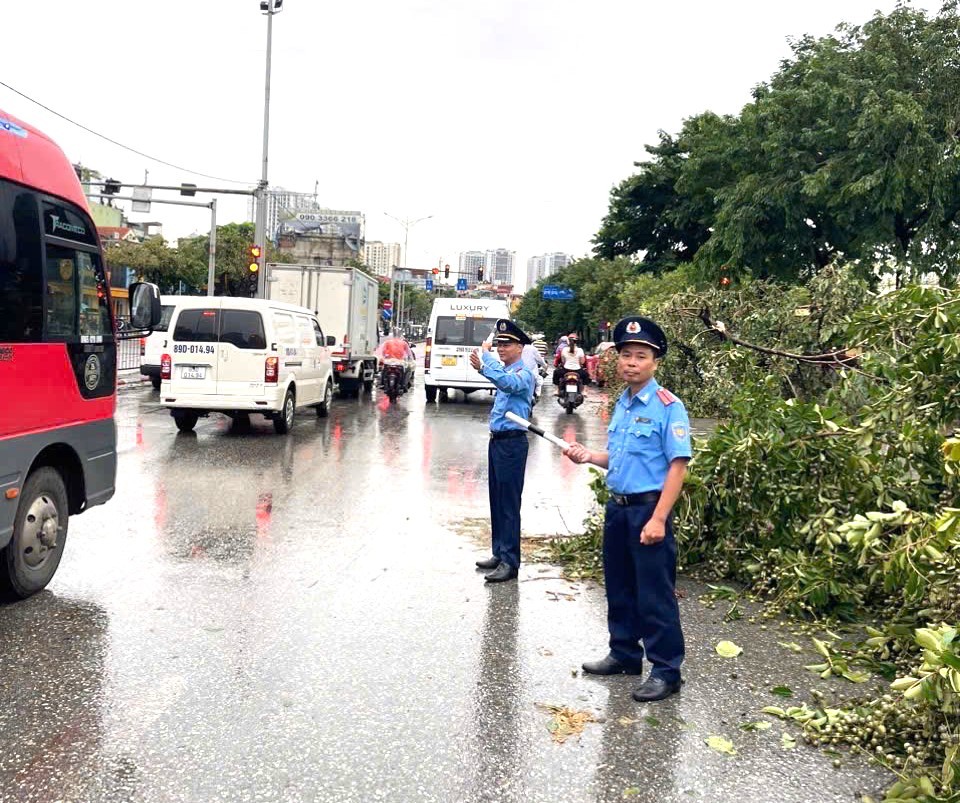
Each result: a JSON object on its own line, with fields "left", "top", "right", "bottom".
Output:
{"left": 469, "top": 319, "right": 536, "bottom": 583}
{"left": 564, "top": 316, "right": 692, "bottom": 701}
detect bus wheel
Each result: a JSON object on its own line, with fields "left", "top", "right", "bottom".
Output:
{"left": 0, "top": 467, "right": 69, "bottom": 600}
{"left": 173, "top": 410, "right": 199, "bottom": 433}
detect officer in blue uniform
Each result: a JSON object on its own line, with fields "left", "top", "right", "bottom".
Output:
{"left": 469, "top": 319, "right": 536, "bottom": 583}
{"left": 564, "top": 316, "right": 692, "bottom": 701}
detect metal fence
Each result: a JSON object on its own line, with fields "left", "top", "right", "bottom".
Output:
{"left": 117, "top": 332, "right": 141, "bottom": 371}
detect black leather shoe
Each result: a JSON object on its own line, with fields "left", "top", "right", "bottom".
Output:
{"left": 582, "top": 654, "right": 644, "bottom": 676}
{"left": 484, "top": 562, "right": 518, "bottom": 583}
{"left": 475, "top": 556, "right": 500, "bottom": 570}
{"left": 631, "top": 676, "right": 682, "bottom": 702}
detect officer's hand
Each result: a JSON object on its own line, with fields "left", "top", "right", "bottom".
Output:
{"left": 564, "top": 442, "right": 589, "bottom": 463}
{"left": 469, "top": 350, "right": 482, "bottom": 370}
{"left": 481, "top": 339, "right": 493, "bottom": 352}
{"left": 640, "top": 516, "right": 666, "bottom": 545}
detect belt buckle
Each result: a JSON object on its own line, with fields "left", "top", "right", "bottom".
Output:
{"left": 611, "top": 492, "right": 628, "bottom": 506}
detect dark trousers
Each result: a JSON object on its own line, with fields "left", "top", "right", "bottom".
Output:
{"left": 602, "top": 499, "right": 684, "bottom": 682}
{"left": 487, "top": 436, "right": 529, "bottom": 569}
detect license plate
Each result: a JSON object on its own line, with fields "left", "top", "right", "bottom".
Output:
{"left": 566, "top": 384, "right": 578, "bottom": 393}
{"left": 182, "top": 366, "right": 206, "bottom": 380}
{"left": 442, "top": 356, "right": 457, "bottom": 366}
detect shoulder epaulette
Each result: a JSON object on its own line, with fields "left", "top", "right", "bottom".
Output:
{"left": 656, "top": 387, "right": 678, "bottom": 406}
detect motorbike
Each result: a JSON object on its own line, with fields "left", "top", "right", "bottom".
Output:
{"left": 381, "top": 364, "right": 408, "bottom": 403}
{"left": 557, "top": 370, "right": 584, "bottom": 414}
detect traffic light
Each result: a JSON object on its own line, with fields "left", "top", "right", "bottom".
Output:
{"left": 444, "top": 265, "right": 450, "bottom": 279}
{"left": 103, "top": 178, "right": 121, "bottom": 195}
{"left": 432, "top": 267, "right": 440, "bottom": 275}
{"left": 248, "top": 244, "right": 262, "bottom": 274}
{"left": 477, "top": 268, "right": 483, "bottom": 281}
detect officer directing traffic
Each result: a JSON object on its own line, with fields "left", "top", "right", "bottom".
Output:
{"left": 469, "top": 319, "right": 536, "bottom": 583}
{"left": 564, "top": 316, "right": 692, "bottom": 701}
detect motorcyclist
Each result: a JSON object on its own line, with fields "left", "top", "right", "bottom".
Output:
{"left": 521, "top": 341, "right": 546, "bottom": 403}
{"left": 556, "top": 333, "right": 588, "bottom": 389}
{"left": 376, "top": 332, "right": 415, "bottom": 392}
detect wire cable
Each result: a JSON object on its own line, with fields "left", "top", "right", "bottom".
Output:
{"left": 0, "top": 80, "right": 254, "bottom": 186}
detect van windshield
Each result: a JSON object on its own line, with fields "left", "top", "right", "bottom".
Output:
{"left": 434, "top": 316, "right": 499, "bottom": 347}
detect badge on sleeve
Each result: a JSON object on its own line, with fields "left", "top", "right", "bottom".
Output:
{"left": 672, "top": 423, "right": 688, "bottom": 440}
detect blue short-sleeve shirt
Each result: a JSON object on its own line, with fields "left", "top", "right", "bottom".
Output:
{"left": 605, "top": 378, "right": 692, "bottom": 494}
{"left": 479, "top": 350, "right": 535, "bottom": 432}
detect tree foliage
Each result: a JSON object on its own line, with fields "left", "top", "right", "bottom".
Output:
{"left": 594, "top": 4, "right": 960, "bottom": 286}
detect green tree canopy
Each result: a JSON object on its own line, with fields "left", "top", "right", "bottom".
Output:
{"left": 594, "top": 3, "right": 960, "bottom": 286}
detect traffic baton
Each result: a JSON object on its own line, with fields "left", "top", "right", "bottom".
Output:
{"left": 505, "top": 411, "right": 571, "bottom": 451}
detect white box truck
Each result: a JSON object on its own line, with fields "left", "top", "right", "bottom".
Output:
{"left": 266, "top": 264, "right": 379, "bottom": 397}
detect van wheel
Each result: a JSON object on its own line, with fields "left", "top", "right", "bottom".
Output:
{"left": 151, "top": 376, "right": 161, "bottom": 390}
{"left": 274, "top": 389, "right": 296, "bottom": 434}
{"left": 0, "top": 468, "right": 69, "bottom": 600}
{"left": 317, "top": 381, "right": 333, "bottom": 418}
{"left": 425, "top": 386, "right": 437, "bottom": 403}
{"left": 173, "top": 410, "right": 199, "bottom": 432}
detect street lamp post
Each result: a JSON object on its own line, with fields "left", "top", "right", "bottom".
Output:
{"left": 254, "top": 0, "right": 282, "bottom": 298}
{"left": 384, "top": 212, "right": 432, "bottom": 333}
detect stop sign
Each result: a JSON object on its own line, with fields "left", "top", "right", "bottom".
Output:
{"left": 382, "top": 300, "right": 393, "bottom": 309}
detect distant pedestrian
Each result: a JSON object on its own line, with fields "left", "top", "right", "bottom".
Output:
{"left": 469, "top": 319, "right": 535, "bottom": 583}
{"left": 521, "top": 342, "right": 546, "bottom": 402}
{"left": 532, "top": 336, "right": 549, "bottom": 362}
{"left": 563, "top": 316, "right": 692, "bottom": 702}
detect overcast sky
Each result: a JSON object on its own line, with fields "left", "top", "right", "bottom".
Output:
{"left": 2, "top": 0, "right": 939, "bottom": 289}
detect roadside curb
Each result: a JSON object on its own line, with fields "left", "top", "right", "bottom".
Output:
{"left": 117, "top": 374, "right": 152, "bottom": 390}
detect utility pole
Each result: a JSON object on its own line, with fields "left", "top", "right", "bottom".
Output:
{"left": 383, "top": 212, "right": 432, "bottom": 333}
{"left": 254, "top": 0, "right": 282, "bottom": 298}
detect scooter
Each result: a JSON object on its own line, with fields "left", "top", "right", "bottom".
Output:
{"left": 381, "top": 364, "right": 408, "bottom": 403}
{"left": 557, "top": 370, "right": 584, "bottom": 414}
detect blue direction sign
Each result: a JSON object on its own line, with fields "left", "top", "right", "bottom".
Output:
{"left": 456, "top": 277, "right": 468, "bottom": 291}
{"left": 381, "top": 308, "right": 393, "bottom": 320}
{"left": 542, "top": 285, "right": 576, "bottom": 301}
{"left": 425, "top": 279, "right": 434, "bottom": 291}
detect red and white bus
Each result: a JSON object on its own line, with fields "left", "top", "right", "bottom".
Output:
{"left": 0, "top": 107, "right": 159, "bottom": 600}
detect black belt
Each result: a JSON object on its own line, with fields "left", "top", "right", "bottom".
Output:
{"left": 490, "top": 429, "right": 527, "bottom": 441}
{"left": 609, "top": 491, "right": 661, "bottom": 506}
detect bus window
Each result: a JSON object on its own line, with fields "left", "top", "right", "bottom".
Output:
{"left": 0, "top": 182, "right": 43, "bottom": 342}
{"left": 44, "top": 244, "right": 78, "bottom": 338}
{"left": 77, "top": 251, "right": 111, "bottom": 337}
{"left": 434, "top": 316, "right": 467, "bottom": 346}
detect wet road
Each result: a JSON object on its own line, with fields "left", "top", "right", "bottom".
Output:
{"left": 0, "top": 374, "right": 889, "bottom": 803}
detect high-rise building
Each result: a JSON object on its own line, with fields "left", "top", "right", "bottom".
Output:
{"left": 485, "top": 248, "right": 515, "bottom": 285}
{"left": 363, "top": 241, "right": 402, "bottom": 277}
{"left": 526, "top": 252, "right": 573, "bottom": 288}
{"left": 459, "top": 251, "right": 486, "bottom": 282}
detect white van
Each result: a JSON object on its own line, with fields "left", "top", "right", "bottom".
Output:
{"left": 159, "top": 297, "right": 334, "bottom": 434}
{"left": 140, "top": 297, "right": 179, "bottom": 389}
{"left": 423, "top": 297, "right": 511, "bottom": 402}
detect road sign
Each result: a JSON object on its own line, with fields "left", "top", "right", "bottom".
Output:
{"left": 542, "top": 285, "right": 575, "bottom": 301}
{"left": 382, "top": 308, "right": 393, "bottom": 319}
{"left": 425, "top": 279, "right": 434, "bottom": 291}
{"left": 132, "top": 186, "right": 152, "bottom": 213}
{"left": 382, "top": 300, "right": 393, "bottom": 310}
{"left": 456, "top": 278, "right": 468, "bottom": 291}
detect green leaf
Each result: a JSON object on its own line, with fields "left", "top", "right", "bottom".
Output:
{"left": 771, "top": 686, "right": 794, "bottom": 698}
{"left": 781, "top": 733, "right": 797, "bottom": 749}
{"left": 644, "top": 715, "right": 661, "bottom": 727}
{"left": 778, "top": 641, "right": 804, "bottom": 653}
{"left": 716, "top": 640, "right": 744, "bottom": 658}
{"left": 705, "top": 735, "right": 738, "bottom": 756}
{"left": 739, "top": 721, "right": 772, "bottom": 731}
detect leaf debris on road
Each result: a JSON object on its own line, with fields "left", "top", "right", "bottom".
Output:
{"left": 536, "top": 703, "right": 598, "bottom": 743}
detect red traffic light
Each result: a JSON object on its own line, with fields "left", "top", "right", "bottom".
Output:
{"left": 444, "top": 265, "right": 450, "bottom": 278}
{"left": 432, "top": 267, "right": 440, "bottom": 275}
